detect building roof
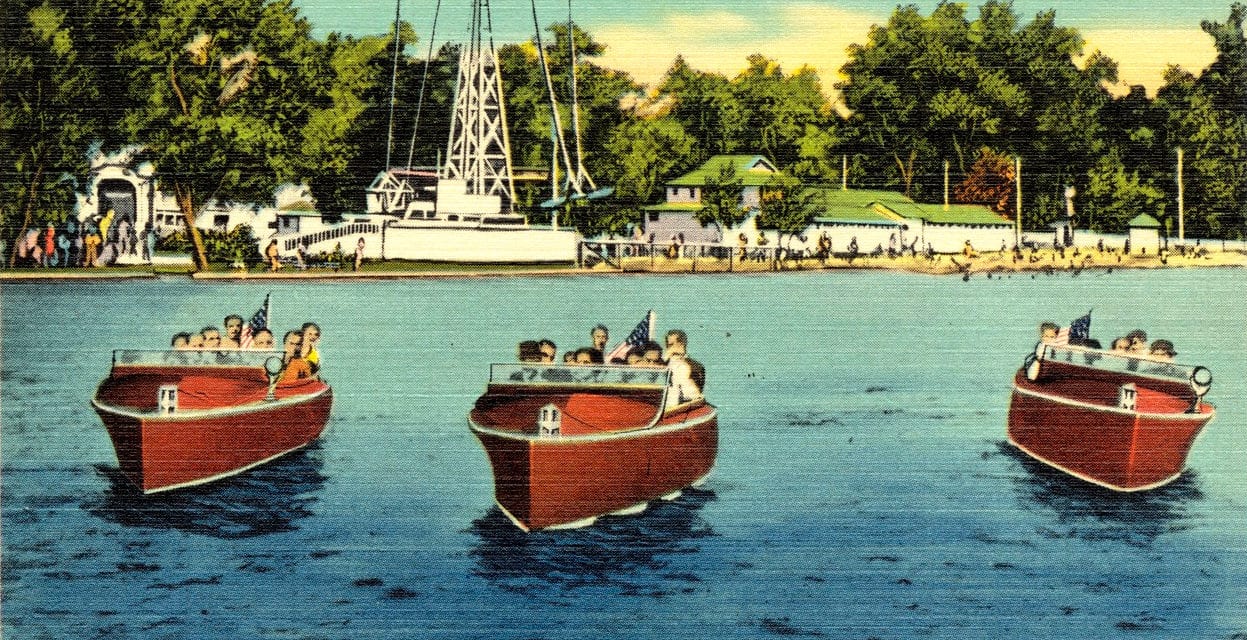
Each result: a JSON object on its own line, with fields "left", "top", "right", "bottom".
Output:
{"left": 806, "top": 187, "right": 1009, "bottom": 227}
{"left": 916, "top": 204, "right": 1013, "bottom": 226}
{"left": 1128, "top": 213, "right": 1162, "bottom": 228}
{"left": 667, "top": 155, "right": 779, "bottom": 187}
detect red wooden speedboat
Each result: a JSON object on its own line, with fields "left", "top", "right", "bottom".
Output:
{"left": 469, "top": 363, "right": 718, "bottom": 531}
{"left": 1007, "top": 342, "right": 1214, "bottom": 492}
{"left": 93, "top": 349, "right": 333, "bottom": 494}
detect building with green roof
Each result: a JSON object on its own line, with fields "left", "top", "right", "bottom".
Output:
{"left": 1127, "top": 213, "right": 1162, "bottom": 254}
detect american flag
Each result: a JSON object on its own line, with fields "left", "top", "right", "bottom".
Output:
{"left": 1053, "top": 311, "right": 1092, "bottom": 346}
{"left": 605, "top": 310, "right": 656, "bottom": 362}
{"left": 238, "top": 294, "right": 271, "bottom": 349}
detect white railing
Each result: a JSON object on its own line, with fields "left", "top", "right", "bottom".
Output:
{"left": 284, "top": 223, "right": 380, "bottom": 252}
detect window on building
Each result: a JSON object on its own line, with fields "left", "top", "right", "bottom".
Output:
{"left": 648, "top": 212, "right": 660, "bottom": 222}
{"left": 213, "top": 215, "right": 229, "bottom": 229}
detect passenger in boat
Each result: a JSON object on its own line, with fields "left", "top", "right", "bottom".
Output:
{"left": 300, "top": 322, "right": 321, "bottom": 372}
{"left": 280, "top": 331, "right": 313, "bottom": 382}
{"left": 518, "top": 340, "right": 542, "bottom": 363}
{"left": 171, "top": 332, "right": 192, "bottom": 349}
{"left": 1126, "top": 330, "right": 1149, "bottom": 354}
{"left": 563, "top": 351, "right": 576, "bottom": 364}
{"left": 222, "top": 315, "right": 244, "bottom": 349}
{"left": 574, "top": 348, "right": 596, "bottom": 365}
{"left": 1038, "top": 322, "right": 1060, "bottom": 344}
{"left": 664, "top": 330, "right": 704, "bottom": 405}
{"left": 624, "top": 347, "right": 644, "bottom": 366}
{"left": 201, "top": 327, "right": 222, "bottom": 349}
{"left": 538, "top": 340, "right": 557, "bottom": 364}
{"left": 1149, "top": 340, "right": 1177, "bottom": 361}
{"left": 187, "top": 333, "right": 205, "bottom": 349}
{"left": 251, "top": 328, "right": 275, "bottom": 350}
{"left": 641, "top": 341, "right": 665, "bottom": 366}
{"left": 588, "top": 325, "right": 609, "bottom": 363}
{"left": 1111, "top": 337, "right": 1131, "bottom": 353}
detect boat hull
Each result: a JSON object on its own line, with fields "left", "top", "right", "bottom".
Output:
{"left": 1007, "top": 370, "right": 1213, "bottom": 491}
{"left": 94, "top": 376, "right": 333, "bottom": 494}
{"left": 470, "top": 403, "right": 718, "bottom": 531}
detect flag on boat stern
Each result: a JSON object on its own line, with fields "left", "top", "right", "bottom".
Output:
{"left": 239, "top": 294, "right": 272, "bottom": 349}
{"left": 1054, "top": 311, "right": 1092, "bottom": 346}
{"left": 605, "top": 310, "right": 656, "bottom": 362}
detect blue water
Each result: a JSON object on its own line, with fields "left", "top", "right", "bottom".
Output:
{"left": 3, "top": 269, "right": 1245, "bottom": 639}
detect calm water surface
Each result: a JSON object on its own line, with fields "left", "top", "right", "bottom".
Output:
{"left": 3, "top": 269, "right": 1245, "bottom": 639}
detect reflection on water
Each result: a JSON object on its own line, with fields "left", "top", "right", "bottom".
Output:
{"left": 84, "top": 445, "right": 326, "bottom": 539}
{"left": 469, "top": 488, "right": 717, "bottom": 597}
{"left": 998, "top": 442, "right": 1203, "bottom": 547}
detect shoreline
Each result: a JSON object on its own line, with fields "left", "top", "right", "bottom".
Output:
{"left": 1, "top": 249, "right": 1243, "bottom": 282}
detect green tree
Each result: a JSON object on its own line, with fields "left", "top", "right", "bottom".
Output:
{"left": 756, "top": 173, "right": 817, "bottom": 252}
{"left": 732, "top": 55, "right": 832, "bottom": 171}
{"left": 658, "top": 56, "right": 746, "bottom": 163}
{"left": 602, "top": 115, "right": 695, "bottom": 213}
{"left": 0, "top": 0, "right": 100, "bottom": 265}
{"left": 1082, "top": 150, "right": 1165, "bottom": 233}
{"left": 118, "top": 0, "right": 338, "bottom": 270}
{"left": 694, "top": 162, "right": 747, "bottom": 233}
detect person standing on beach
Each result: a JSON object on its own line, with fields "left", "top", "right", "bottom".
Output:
{"left": 266, "top": 240, "right": 281, "bottom": 271}
{"left": 354, "top": 237, "right": 365, "bottom": 272}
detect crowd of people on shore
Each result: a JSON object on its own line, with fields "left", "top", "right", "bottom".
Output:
{"left": 515, "top": 324, "right": 705, "bottom": 405}
{"left": 168, "top": 315, "right": 322, "bottom": 383}
{"left": 3, "top": 210, "right": 158, "bottom": 269}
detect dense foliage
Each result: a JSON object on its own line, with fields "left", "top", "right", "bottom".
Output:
{"left": 3, "top": 0, "right": 1244, "bottom": 264}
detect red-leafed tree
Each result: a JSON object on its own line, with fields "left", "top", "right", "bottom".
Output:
{"left": 955, "top": 147, "right": 1016, "bottom": 215}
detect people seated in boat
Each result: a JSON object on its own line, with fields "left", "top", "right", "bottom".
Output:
{"left": 563, "top": 351, "right": 576, "bottom": 364}
{"left": 1110, "top": 337, "right": 1131, "bottom": 353}
{"left": 171, "top": 332, "right": 192, "bottom": 349}
{"left": 518, "top": 340, "right": 542, "bottom": 363}
{"left": 251, "top": 328, "right": 275, "bottom": 350}
{"left": 664, "top": 330, "right": 704, "bottom": 405}
{"left": 1038, "top": 322, "right": 1060, "bottom": 344}
{"left": 300, "top": 322, "right": 322, "bottom": 373}
{"left": 588, "top": 325, "right": 609, "bottom": 363}
{"left": 574, "top": 348, "right": 596, "bottom": 365}
{"left": 641, "top": 341, "right": 665, "bottom": 366}
{"left": 222, "top": 315, "right": 244, "bottom": 349}
{"left": 201, "top": 326, "right": 222, "bottom": 350}
{"left": 1148, "top": 339, "right": 1177, "bottom": 361}
{"left": 538, "top": 339, "right": 557, "bottom": 364}
{"left": 279, "top": 331, "right": 314, "bottom": 383}
{"left": 1126, "top": 329, "right": 1149, "bottom": 354}
{"left": 187, "top": 333, "right": 205, "bottom": 349}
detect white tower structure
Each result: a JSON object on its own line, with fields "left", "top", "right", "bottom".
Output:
{"left": 443, "top": 0, "right": 515, "bottom": 210}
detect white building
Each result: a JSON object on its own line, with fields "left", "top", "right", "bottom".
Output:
{"left": 641, "top": 155, "right": 778, "bottom": 244}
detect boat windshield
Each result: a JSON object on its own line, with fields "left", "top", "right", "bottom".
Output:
{"left": 1040, "top": 344, "right": 1200, "bottom": 382}
{"left": 489, "top": 363, "right": 670, "bottom": 388}
{"left": 111, "top": 349, "right": 284, "bottom": 368}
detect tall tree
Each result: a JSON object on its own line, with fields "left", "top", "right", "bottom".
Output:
{"left": 732, "top": 55, "right": 832, "bottom": 171}
{"left": 119, "top": 0, "right": 337, "bottom": 270}
{"left": 756, "top": 173, "right": 817, "bottom": 251}
{"left": 0, "top": 0, "right": 100, "bottom": 265}
{"left": 694, "top": 162, "right": 747, "bottom": 234}
{"left": 658, "top": 57, "right": 746, "bottom": 164}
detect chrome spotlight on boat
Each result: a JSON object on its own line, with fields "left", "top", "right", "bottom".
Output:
{"left": 1189, "top": 366, "right": 1213, "bottom": 412}
{"left": 265, "top": 356, "right": 284, "bottom": 401}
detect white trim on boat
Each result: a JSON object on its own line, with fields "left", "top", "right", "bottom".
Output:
{"left": 1011, "top": 384, "right": 1213, "bottom": 422}
{"left": 92, "top": 386, "right": 331, "bottom": 422}
{"left": 468, "top": 405, "right": 717, "bottom": 444}
{"left": 1005, "top": 437, "right": 1182, "bottom": 493}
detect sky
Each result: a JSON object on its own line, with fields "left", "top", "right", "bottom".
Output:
{"left": 292, "top": 0, "right": 1230, "bottom": 96}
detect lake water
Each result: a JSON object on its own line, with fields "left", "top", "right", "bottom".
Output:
{"left": 2, "top": 268, "right": 1245, "bottom": 639}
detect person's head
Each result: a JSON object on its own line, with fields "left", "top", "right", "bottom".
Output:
{"left": 1149, "top": 339, "right": 1176, "bottom": 360}
{"left": 625, "top": 348, "right": 644, "bottom": 366}
{"left": 1038, "top": 322, "right": 1059, "bottom": 342}
{"left": 253, "top": 329, "right": 275, "bottom": 350}
{"left": 538, "top": 339, "right": 557, "bottom": 363}
{"left": 283, "top": 330, "right": 303, "bottom": 358}
{"left": 188, "top": 333, "right": 205, "bottom": 349}
{"left": 665, "top": 330, "right": 688, "bottom": 358}
{"left": 574, "top": 348, "right": 595, "bottom": 365}
{"left": 1111, "top": 337, "right": 1131, "bottom": 352}
{"left": 591, "top": 325, "right": 609, "bottom": 350}
{"left": 518, "top": 340, "right": 542, "bottom": 363}
{"left": 563, "top": 351, "right": 576, "bottom": 364}
{"left": 1126, "top": 329, "right": 1148, "bottom": 352}
{"left": 301, "top": 322, "right": 321, "bottom": 345}
{"left": 224, "top": 315, "right": 244, "bottom": 339}
{"left": 171, "top": 332, "right": 192, "bottom": 349}
{"left": 641, "top": 341, "right": 664, "bottom": 365}
{"left": 201, "top": 326, "right": 221, "bottom": 348}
